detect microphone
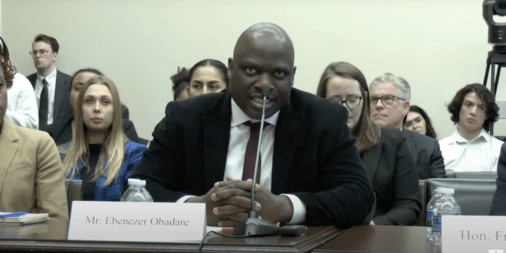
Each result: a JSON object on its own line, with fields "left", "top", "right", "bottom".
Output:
{"left": 249, "top": 88, "right": 271, "bottom": 213}
{"left": 233, "top": 88, "right": 281, "bottom": 236}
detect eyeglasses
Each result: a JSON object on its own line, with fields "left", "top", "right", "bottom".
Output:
{"left": 29, "top": 50, "right": 50, "bottom": 57}
{"left": 328, "top": 95, "right": 363, "bottom": 109}
{"left": 370, "top": 95, "right": 404, "bottom": 106}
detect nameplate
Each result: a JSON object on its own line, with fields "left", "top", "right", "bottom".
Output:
{"left": 443, "top": 216, "right": 506, "bottom": 253}
{"left": 68, "top": 201, "right": 206, "bottom": 243}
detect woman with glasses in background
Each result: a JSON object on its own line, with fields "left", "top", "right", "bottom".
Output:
{"left": 404, "top": 105, "right": 437, "bottom": 139}
{"left": 316, "top": 62, "right": 421, "bottom": 225}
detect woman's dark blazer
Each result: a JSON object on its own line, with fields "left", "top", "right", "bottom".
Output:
{"left": 361, "top": 127, "right": 422, "bottom": 225}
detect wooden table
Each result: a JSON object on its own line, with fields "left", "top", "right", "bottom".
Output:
{"left": 0, "top": 220, "right": 342, "bottom": 253}
{"left": 312, "top": 225, "right": 442, "bottom": 253}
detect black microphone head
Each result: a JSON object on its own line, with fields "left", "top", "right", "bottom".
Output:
{"left": 261, "top": 89, "right": 272, "bottom": 99}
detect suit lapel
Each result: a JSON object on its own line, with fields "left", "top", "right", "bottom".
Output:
{"left": 0, "top": 120, "right": 20, "bottom": 197}
{"left": 403, "top": 130, "right": 418, "bottom": 162}
{"left": 203, "top": 93, "right": 232, "bottom": 191}
{"left": 28, "top": 74, "right": 37, "bottom": 89}
{"left": 361, "top": 139, "right": 383, "bottom": 182}
{"left": 271, "top": 101, "right": 301, "bottom": 195}
{"left": 53, "top": 71, "right": 66, "bottom": 121}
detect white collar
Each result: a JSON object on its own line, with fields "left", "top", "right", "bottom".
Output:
{"left": 452, "top": 128, "right": 489, "bottom": 143}
{"left": 230, "top": 98, "right": 279, "bottom": 127}
{"left": 37, "top": 67, "right": 57, "bottom": 81}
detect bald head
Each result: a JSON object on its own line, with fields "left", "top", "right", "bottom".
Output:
{"left": 233, "top": 22, "right": 294, "bottom": 62}
{"left": 228, "top": 22, "right": 296, "bottom": 120}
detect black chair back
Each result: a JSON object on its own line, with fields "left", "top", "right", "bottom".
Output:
{"left": 65, "top": 179, "right": 84, "bottom": 214}
{"left": 417, "top": 180, "right": 426, "bottom": 226}
{"left": 426, "top": 178, "right": 496, "bottom": 215}
{"left": 454, "top": 172, "right": 497, "bottom": 180}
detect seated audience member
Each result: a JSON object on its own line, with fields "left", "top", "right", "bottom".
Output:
{"left": 130, "top": 23, "right": 375, "bottom": 228}
{"left": 171, "top": 67, "right": 190, "bottom": 101}
{"left": 404, "top": 105, "right": 437, "bottom": 139}
{"left": 369, "top": 73, "right": 445, "bottom": 179}
{"left": 61, "top": 75, "right": 146, "bottom": 201}
{"left": 439, "top": 83, "right": 502, "bottom": 172}
{"left": 42, "top": 68, "right": 139, "bottom": 145}
{"left": 1, "top": 37, "right": 38, "bottom": 129}
{"left": 0, "top": 60, "right": 68, "bottom": 220}
{"left": 27, "top": 34, "right": 72, "bottom": 129}
{"left": 490, "top": 143, "right": 506, "bottom": 215}
{"left": 186, "top": 59, "right": 229, "bottom": 98}
{"left": 121, "top": 104, "right": 129, "bottom": 120}
{"left": 316, "top": 61, "right": 421, "bottom": 225}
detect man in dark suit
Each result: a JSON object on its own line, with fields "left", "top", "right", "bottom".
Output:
{"left": 491, "top": 143, "right": 506, "bottom": 215}
{"left": 131, "top": 23, "right": 375, "bottom": 228}
{"left": 369, "top": 73, "right": 445, "bottom": 179}
{"left": 27, "top": 34, "right": 72, "bottom": 129}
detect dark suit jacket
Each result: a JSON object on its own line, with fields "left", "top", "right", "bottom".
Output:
{"left": 362, "top": 128, "right": 421, "bottom": 225}
{"left": 130, "top": 88, "right": 375, "bottom": 228}
{"left": 41, "top": 114, "right": 139, "bottom": 145}
{"left": 402, "top": 130, "right": 446, "bottom": 179}
{"left": 490, "top": 142, "right": 506, "bottom": 215}
{"left": 27, "top": 70, "right": 72, "bottom": 123}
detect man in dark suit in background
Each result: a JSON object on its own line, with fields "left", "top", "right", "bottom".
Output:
{"left": 491, "top": 143, "right": 506, "bottom": 215}
{"left": 369, "top": 73, "right": 445, "bottom": 179}
{"left": 27, "top": 34, "right": 72, "bottom": 129}
{"left": 131, "top": 22, "right": 375, "bottom": 228}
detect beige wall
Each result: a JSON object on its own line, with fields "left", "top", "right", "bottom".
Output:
{"left": 1, "top": 0, "right": 504, "bottom": 139}
{"left": 0, "top": 0, "right": 2, "bottom": 35}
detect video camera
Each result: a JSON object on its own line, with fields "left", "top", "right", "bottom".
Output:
{"left": 484, "top": 0, "right": 506, "bottom": 45}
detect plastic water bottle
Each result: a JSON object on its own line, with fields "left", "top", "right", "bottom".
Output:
{"left": 432, "top": 188, "right": 461, "bottom": 245}
{"left": 120, "top": 179, "right": 153, "bottom": 202}
{"left": 426, "top": 187, "right": 445, "bottom": 240}
{"left": 120, "top": 179, "right": 141, "bottom": 202}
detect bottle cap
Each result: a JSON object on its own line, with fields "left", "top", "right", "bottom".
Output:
{"left": 128, "top": 178, "right": 141, "bottom": 184}
{"left": 439, "top": 187, "right": 455, "bottom": 194}
{"left": 434, "top": 187, "right": 451, "bottom": 193}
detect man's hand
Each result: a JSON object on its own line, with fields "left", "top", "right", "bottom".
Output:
{"left": 186, "top": 176, "right": 259, "bottom": 226}
{"left": 210, "top": 177, "right": 260, "bottom": 226}
{"left": 185, "top": 184, "right": 222, "bottom": 226}
{"left": 214, "top": 179, "right": 294, "bottom": 224}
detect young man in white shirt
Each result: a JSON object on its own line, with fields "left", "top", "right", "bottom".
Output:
{"left": 439, "top": 83, "right": 502, "bottom": 172}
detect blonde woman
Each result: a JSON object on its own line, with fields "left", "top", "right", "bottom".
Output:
{"left": 61, "top": 75, "right": 146, "bottom": 201}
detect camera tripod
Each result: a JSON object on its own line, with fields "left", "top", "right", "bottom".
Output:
{"left": 482, "top": 45, "right": 506, "bottom": 135}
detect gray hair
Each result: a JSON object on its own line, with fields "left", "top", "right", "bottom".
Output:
{"left": 369, "top": 73, "right": 411, "bottom": 101}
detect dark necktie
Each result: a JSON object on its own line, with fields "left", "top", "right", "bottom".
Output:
{"left": 242, "top": 122, "right": 268, "bottom": 184}
{"left": 39, "top": 79, "right": 49, "bottom": 128}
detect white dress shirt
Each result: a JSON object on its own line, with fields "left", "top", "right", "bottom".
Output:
{"left": 34, "top": 67, "right": 57, "bottom": 125}
{"left": 5, "top": 73, "right": 39, "bottom": 129}
{"left": 439, "top": 129, "right": 503, "bottom": 172}
{"left": 178, "top": 99, "right": 306, "bottom": 224}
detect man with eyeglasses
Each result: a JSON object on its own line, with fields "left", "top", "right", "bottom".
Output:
{"left": 439, "top": 83, "right": 502, "bottom": 172}
{"left": 27, "top": 34, "right": 72, "bottom": 129}
{"left": 369, "top": 73, "right": 445, "bottom": 179}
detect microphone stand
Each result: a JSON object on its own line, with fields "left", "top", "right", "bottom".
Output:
{"left": 233, "top": 89, "right": 279, "bottom": 236}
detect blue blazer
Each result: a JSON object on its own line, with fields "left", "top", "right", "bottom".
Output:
{"left": 61, "top": 141, "right": 146, "bottom": 201}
